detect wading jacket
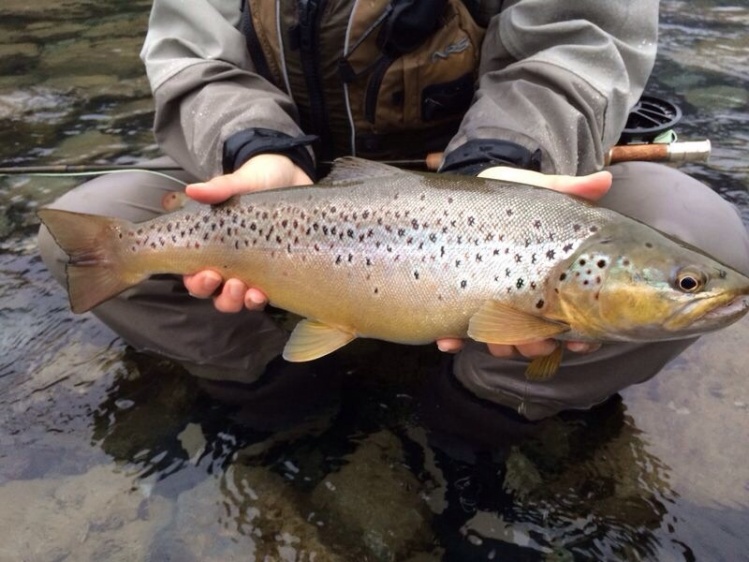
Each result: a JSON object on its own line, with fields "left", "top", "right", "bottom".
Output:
{"left": 141, "top": 0, "right": 658, "bottom": 181}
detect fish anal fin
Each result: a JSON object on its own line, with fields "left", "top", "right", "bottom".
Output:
{"left": 283, "top": 319, "right": 356, "bottom": 362}
{"left": 525, "top": 345, "right": 564, "bottom": 381}
{"left": 467, "top": 300, "right": 569, "bottom": 345}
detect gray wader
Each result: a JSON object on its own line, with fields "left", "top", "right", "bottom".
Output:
{"left": 38, "top": 160, "right": 749, "bottom": 419}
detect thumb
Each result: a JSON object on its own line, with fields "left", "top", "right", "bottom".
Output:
{"left": 186, "top": 174, "right": 247, "bottom": 205}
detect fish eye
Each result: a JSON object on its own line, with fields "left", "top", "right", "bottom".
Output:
{"left": 674, "top": 268, "right": 707, "bottom": 293}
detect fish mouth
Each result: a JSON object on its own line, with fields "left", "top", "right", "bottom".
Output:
{"left": 667, "top": 295, "right": 749, "bottom": 335}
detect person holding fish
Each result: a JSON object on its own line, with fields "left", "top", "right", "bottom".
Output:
{"left": 38, "top": 0, "right": 749, "bottom": 420}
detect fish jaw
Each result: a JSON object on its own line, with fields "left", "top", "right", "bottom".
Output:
{"left": 663, "top": 293, "right": 749, "bottom": 335}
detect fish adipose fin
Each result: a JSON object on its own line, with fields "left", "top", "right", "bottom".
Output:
{"left": 467, "top": 301, "right": 569, "bottom": 344}
{"left": 38, "top": 208, "right": 145, "bottom": 313}
{"left": 283, "top": 319, "right": 356, "bottom": 362}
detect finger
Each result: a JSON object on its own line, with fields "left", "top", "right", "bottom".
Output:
{"left": 244, "top": 287, "right": 269, "bottom": 311}
{"left": 486, "top": 343, "right": 518, "bottom": 358}
{"left": 185, "top": 175, "right": 246, "bottom": 205}
{"left": 543, "top": 171, "right": 612, "bottom": 201}
{"left": 213, "top": 278, "right": 247, "bottom": 313}
{"left": 565, "top": 341, "right": 602, "bottom": 354}
{"left": 184, "top": 270, "right": 223, "bottom": 298}
{"left": 478, "top": 167, "right": 612, "bottom": 201}
{"left": 436, "top": 338, "right": 464, "bottom": 353}
{"left": 514, "top": 339, "right": 559, "bottom": 359}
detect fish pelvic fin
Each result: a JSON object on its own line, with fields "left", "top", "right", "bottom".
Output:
{"left": 38, "top": 208, "right": 144, "bottom": 313}
{"left": 525, "top": 344, "right": 564, "bottom": 381}
{"left": 467, "top": 300, "right": 569, "bottom": 344}
{"left": 283, "top": 319, "right": 356, "bottom": 362}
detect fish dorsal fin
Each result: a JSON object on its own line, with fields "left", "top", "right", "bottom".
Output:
{"left": 323, "top": 157, "right": 410, "bottom": 184}
{"left": 525, "top": 345, "right": 564, "bottom": 381}
{"left": 467, "top": 301, "right": 569, "bottom": 345}
{"left": 283, "top": 319, "right": 356, "bottom": 362}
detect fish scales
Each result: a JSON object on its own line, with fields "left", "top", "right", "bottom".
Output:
{"left": 121, "top": 174, "right": 602, "bottom": 342}
{"left": 38, "top": 157, "right": 749, "bottom": 374}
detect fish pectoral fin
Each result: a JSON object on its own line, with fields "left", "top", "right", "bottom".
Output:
{"left": 467, "top": 300, "right": 569, "bottom": 344}
{"left": 282, "top": 319, "right": 356, "bottom": 362}
{"left": 525, "top": 345, "right": 564, "bottom": 381}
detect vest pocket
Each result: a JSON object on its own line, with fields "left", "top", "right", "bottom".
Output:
{"left": 357, "top": 0, "right": 485, "bottom": 133}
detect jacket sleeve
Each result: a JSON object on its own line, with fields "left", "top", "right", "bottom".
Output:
{"left": 443, "top": 0, "right": 659, "bottom": 176}
{"left": 140, "top": 0, "right": 313, "bottom": 180}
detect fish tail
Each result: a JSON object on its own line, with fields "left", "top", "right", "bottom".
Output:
{"left": 38, "top": 208, "right": 145, "bottom": 313}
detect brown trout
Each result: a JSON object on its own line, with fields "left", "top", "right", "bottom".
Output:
{"left": 38, "top": 158, "right": 749, "bottom": 379}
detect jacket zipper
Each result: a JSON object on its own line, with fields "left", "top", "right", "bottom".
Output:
{"left": 297, "top": 0, "right": 331, "bottom": 159}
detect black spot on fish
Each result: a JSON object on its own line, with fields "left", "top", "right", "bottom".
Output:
{"left": 563, "top": 243, "right": 573, "bottom": 253}
{"left": 516, "top": 278, "right": 524, "bottom": 289}
{"left": 348, "top": 254, "right": 353, "bottom": 263}
{"left": 412, "top": 219, "right": 419, "bottom": 230}
{"left": 531, "top": 254, "right": 537, "bottom": 264}
{"left": 460, "top": 280, "right": 467, "bottom": 289}
{"left": 506, "top": 209, "right": 513, "bottom": 216}
{"left": 374, "top": 287, "right": 379, "bottom": 294}
{"left": 536, "top": 299, "right": 544, "bottom": 309}
{"left": 440, "top": 246, "right": 446, "bottom": 257}
{"left": 281, "top": 219, "right": 288, "bottom": 228}
{"left": 335, "top": 255, "right": 342, "bottom": 265}
{"left": 467, "top": 216, "right": 475, "bottom": 226}
{"left": 597, "top": 259, "right": 607, "bottom": 268}
{"left": 475, "top": 253, "right": 482, "bottom": 263}
{"left": 579, "top": 259, "right": 587, "bottom": 266}
{"left": 546, "top": 249, "right": 556, "bottom": 260}
{"left": 455, "top": 259, "right": 461, "bottom": 267}
{"left": 397, "top": 228, "right": 406, "bottom": 237}
{"left": 590, "top": 225, "right": 598, "bottom": 233}
{"left": 560, "top": 273, "right": 567, "bottom": 281}
{"left": 573, "top": 224, "right": 581, "bottom": 232}
{"left": 505, "top": 268, "right": 511, "bottom": 277}
{"left": 645, "top": 242, "right": 653, "bottom": 248}
{"left": 413, "top": 270, "right": 420, "bottom": 280}
{"left": 347, "top": 228, "right": 355, "bottom": 239}
{"left": 366, "top": 258, "right": 372, "bottom": 266}
{"left": 623, "top": 259, "right": 630, "bottom": 266}
{"left": 514, "top": 254, "right": 522, "bottom": 263}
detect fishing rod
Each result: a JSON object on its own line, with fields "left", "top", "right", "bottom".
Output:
{"left": 0, "top": 97, "right": 708, "bottom": 176}
{"left": 0, "top": 140, "right": 712, "bottom": 176}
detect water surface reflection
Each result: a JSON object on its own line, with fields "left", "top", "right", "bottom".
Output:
{"left": 0, "top": 1, "right": 747, "bottom": 560}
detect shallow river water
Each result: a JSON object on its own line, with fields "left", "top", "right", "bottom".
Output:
{"left": 1, "top": 1, "right": 748, "bottom": 561}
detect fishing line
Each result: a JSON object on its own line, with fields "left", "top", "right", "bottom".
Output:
{"left": 19, "top": 168, "right": 189, "bottom": 187}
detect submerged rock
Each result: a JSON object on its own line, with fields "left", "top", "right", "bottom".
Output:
{"left": 311, "top": 430, "right": 433, "bottom": 562}
{"left": 0, "top": 464, "right": 173, "bottom": 562}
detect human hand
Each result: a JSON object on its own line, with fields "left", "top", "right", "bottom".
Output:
{"left": 183, "top": 153, "right": 312, "bottom": 312}
{"left": 435, "top": 165, "right": 612, "bottom": 359}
